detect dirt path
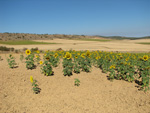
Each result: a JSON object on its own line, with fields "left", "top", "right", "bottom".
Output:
{"left": 0, "top": 39, "right": 150, "bottom": 52}
{"left": 0, "top": 53, "right": 150, "bottom": 113}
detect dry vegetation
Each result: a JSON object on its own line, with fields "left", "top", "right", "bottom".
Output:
{"left": 0, "top": 33, "right": 104, "bottom": 41}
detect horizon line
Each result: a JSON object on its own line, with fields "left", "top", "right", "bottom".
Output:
{"left": 0, "top": 32, "right": 150, "bottom": 38}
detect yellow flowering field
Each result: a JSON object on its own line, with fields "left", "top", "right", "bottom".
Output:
{"left": 24, "top": 49, "right": 150, "bottom": 92}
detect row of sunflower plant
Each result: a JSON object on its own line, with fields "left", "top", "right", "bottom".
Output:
{"left": 95, "top": 52, "right": 150, "bottom": 92}
{"left": 24, "top": 49, "right": 150, "bottom": 92}
{"left": 25, "top": 49, "right": 60, "bottom": 76}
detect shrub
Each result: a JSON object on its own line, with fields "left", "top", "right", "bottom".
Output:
{"left": 0, "top": 46, "right": 14, "bottom": 51}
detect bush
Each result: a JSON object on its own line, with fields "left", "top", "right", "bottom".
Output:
{"left": 0, "top": 46, "right": 14, "bottom": 51}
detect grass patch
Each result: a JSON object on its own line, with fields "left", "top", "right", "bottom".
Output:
{"left": 0, "top": 40, "right": 58, "bottom": 45}
{"left": 137, "top": 42, "right": 150, "bottom": 45}
{"left": 68, "top": 38, "right": 111, "bottom": 42}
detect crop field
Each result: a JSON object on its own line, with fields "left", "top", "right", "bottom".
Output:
{"left": 0, "top": 49, "right": 150, "bottom": 113}
{"left": 1, "top": 0, "right": 150, "bottom": 112}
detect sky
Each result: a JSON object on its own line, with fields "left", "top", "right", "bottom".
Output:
{"left": 0, "top": 0, "right": 150, "bottom": 37}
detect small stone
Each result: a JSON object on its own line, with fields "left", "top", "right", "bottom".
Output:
{"left": 4, "top": 94, "right": 7, "bottom": 98}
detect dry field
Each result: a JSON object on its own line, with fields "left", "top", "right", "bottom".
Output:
{"left": 0, "top": 38, "right": 150, "bottom": 52}
{"left": 0, "top": 39, "right": 150, "bottom": 113}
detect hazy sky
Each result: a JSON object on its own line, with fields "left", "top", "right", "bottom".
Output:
{"left": 0, "top": 0, "right": 150, "bottom": 37}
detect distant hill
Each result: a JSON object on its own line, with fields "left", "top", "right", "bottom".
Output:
{"left": 0, "top": 33, "right": 99, "bottom": 41}
{"left": 0, "top": 32, "right": 149, "bottom": 41}
{"left": 96, "top": 35, "right": 150, "bottom": 40}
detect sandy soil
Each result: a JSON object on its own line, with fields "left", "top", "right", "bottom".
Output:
{"left": 0, "top": 53, "right": 150, "bottom": 113}
{"left": 0, "top": 39, "right": 150, "bottom": 52}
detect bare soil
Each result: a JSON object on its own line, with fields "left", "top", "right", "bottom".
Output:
{"left": 0, "top": 53, "right": 150, "bottom": 113}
